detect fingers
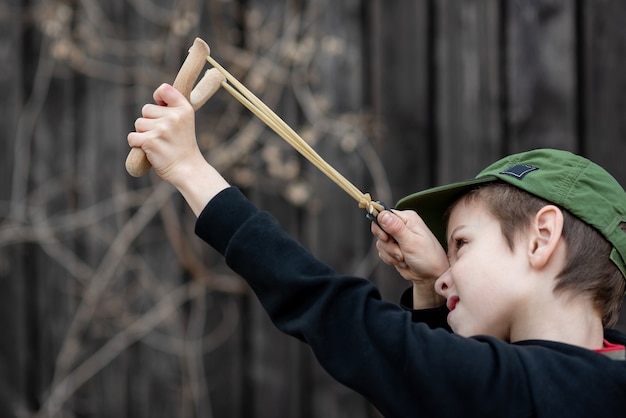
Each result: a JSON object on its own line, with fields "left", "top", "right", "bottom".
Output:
{"left": 370, "top": 210, "right": 405, "bottom": 239}
{"left": 377, "top": 210, "right": 419, "bottom": 241}
{"left": 153, "top": 83, "right": 189, "bottom": 107}
{"left": 371, "top": 219, "right": 390, "bottom": 242}
{"left": 376, "top": 239, "right": 408, "bottom": 269}
{"left": 128, "top": 122, "right": 160, "bottom": 148}
{"left": 133, "top": 115, "right": 151, "bottom": 133}
{"left": 373, "top": 213, "right": 407, "bottom": 268}
{"left": 143, "top": 86, "right": 193, "bottom": 119}
{"left": 128, "top": 83, "right": 193, "bottom": 147}
{"left": 141, "top": 103, "right": 166, "bottom": 119}
{"left": 127, "top": 130, "right": 142, "bottom": 148}
{"left": 128, "top": 115, "right": 166, "bottom": 148}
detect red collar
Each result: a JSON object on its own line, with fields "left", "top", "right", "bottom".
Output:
{"left": 594, "top": 339, "right": 625, "bottom": 360}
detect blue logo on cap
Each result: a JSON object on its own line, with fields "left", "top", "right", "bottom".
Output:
{"left": 500, "top": 164, "right": 539, "bottom": 179}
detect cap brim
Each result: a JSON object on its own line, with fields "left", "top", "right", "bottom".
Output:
{"left": 394, "top": 175, "right": 498, "bottom": 248}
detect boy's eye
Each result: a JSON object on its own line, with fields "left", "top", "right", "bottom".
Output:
{"left": 454, "top": 238, "right": 467, "bottom": 251}
{"left": 447, "top": 238, "right": 467, "bottom": 261}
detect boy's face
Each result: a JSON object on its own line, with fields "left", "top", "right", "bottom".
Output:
{"left": 435, "top": 197, "right": 533, "bottom": 340}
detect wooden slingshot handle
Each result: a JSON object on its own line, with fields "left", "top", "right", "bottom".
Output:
{"left": 125, "top": 38, "right": 225, "bottom": 177}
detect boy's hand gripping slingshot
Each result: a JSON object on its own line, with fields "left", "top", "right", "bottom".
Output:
{"left": 125, "top": 39, "right": 223, "bottom": 177}
{"left": 125, "top": 38, "right": 389, "bottom": 221}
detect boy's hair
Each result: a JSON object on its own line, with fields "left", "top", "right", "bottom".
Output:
{"left": 462, "top": 183, "right": 625, "bottom": 327}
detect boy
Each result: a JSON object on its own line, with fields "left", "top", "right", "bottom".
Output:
{"left": 128, "top": 83, "right": 626, "bottom": 417}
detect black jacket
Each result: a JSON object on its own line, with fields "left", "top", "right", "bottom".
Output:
{"left": 195, "top": 187, "right": 626, "bottom": 418}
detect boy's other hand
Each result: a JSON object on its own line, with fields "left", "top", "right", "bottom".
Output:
{"left": 372, "top": 210, "right": 448, "bottom": 308}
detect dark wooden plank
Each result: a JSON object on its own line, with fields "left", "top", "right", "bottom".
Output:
{"left": 505, "top": 0, "right": 578, "bottom": 152}
{"left": 368, "top": 0, "right": 432, "bottom": 197}
{"left": 367, "top": 0, "right": 432, "bottom": 303}
{"left": 580, "top": 0, "right": 626, "bottom": 332}
{"left": 581, "top": 0, "right": 626, "bottom": 180}
{"left": 5, "top": 2, "right": 83, "bottom": 415}
{"left": 230, "top": 0, "right": 378, "bottom": 416}
{"left": 298, "top": 1, "right": 381, "bottom": 417}
{"left": 218, "top": 1, "right": 315, "bottom": 417}
{"left": 435, "top": 0, "right": 503, "bottom": 183}
{"left": 29, "top": 41, "right": 86, "bottom": 417}
{"left": 0, "top": 0, "right": 28, "bottom": 415}
{"left": 65, "top": 1, "right": 138, "bottom": 413}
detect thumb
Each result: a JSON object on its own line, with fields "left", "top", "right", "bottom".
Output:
{"left": 153, "top": 83, "right": 188, "bottom": 107}
{"left": 378, "top": 211, "right": 407, "bottom": 239}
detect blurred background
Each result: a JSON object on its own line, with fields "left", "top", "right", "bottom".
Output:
{"left": 2, "top": 0, "right": 626, "bottom": 417}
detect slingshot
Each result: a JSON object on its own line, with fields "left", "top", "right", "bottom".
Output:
{"left": 126, "top": 38, "right": 387, "bottom": 219}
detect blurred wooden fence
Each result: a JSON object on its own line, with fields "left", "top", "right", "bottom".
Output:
{"left": 1, "top": 0, "right": 625, "bottom": 417}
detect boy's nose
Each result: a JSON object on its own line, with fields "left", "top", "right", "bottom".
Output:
{"left": 434, "top": 267, "right": 452, "bottom": 296}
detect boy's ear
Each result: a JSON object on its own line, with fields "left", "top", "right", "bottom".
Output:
{"left": 527, "top": 205, "right": 565, "bottom": 270}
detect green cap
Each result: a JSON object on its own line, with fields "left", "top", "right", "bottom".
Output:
{"left": 395, "top": 148, "right": 626, "bottom": 280}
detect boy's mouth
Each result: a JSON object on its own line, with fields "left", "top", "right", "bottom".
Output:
{"left": 447, "top": 296, "right": 459, "bottom": 312}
